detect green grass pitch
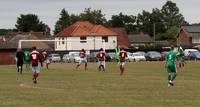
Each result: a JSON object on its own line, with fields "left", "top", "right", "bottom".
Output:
{"left": 0, "top": 61, "right": 200, "bottom": 107}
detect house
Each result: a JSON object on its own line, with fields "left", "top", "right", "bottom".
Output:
{"left": 55, "top": 21, "right": 120, "bottom": 51}
{"left": 177, "top": 26, "right": 200, "bottom": 48}
{"left": 110, "top": 28, "right": 130, "bottom": 49}
{"left": 128, "top": 34, "right": 154, "bottom": 47}
{"left": 0, "top": 32, "right": 50, "bottom": 65}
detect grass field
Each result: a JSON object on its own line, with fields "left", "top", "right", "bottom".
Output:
{"left": 0, "top": 61, "right": 200, "bottom": 107}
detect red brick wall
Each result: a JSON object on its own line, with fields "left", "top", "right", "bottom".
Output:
{"left": 0, "top": 50, "right": 16, "bottom": 65}
{"left": 177, "top": 30, "right": 192, "bottom": 48}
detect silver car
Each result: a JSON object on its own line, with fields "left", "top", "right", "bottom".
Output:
{"left": 49, "top": 54, "right": 61, "bottom": 63}
{"left": 62, "top": 54, "right": 70, "bottom": 63}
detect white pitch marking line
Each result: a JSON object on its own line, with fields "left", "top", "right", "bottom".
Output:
{"left": 19, "top": 83, "right": 65, "bottom": 91}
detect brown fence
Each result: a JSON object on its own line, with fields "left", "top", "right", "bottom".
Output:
{"left": 0, "top": 50, "right": 16, "bottom": 65}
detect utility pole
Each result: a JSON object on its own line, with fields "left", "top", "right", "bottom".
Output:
{"left": 153, "top": 23, "right": 156, "bottom": 46}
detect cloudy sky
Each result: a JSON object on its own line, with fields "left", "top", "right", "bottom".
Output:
{"left": 0, "top": 0, "right": 200, "bottom": 30}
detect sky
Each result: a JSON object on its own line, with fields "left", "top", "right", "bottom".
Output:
{"left": 0, "top": 0, "right": 200, "bottom": 30}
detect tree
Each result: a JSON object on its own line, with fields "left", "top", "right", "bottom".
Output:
{"left": 161, "top": 1, "right": 188, "bottom": 28}
{"left": 54, "top": 8, "right": 71, "bottom": 35}
{"left": 70, "top": 14, "right": 80, "bottom": 24}
{"left": 137, "top": 10, "right": 153, "bottom": 36}
{"left": 0, "top": 29, "right": 13, "bottom": 36}
{"left": 15, "top": 14, "right": 47, "bottom": 32}
{"left": 79, "top": 8, "right": 107, "bottom": 25}
{"left": 165, "top": 26, "right": 179, "bottom": 41}
{"left": 108, "top": 12, "right": 136, "bottom": 33}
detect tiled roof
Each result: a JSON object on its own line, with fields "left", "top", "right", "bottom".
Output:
{"left": 73, "top": 21, "right": 93, "bottom": 31}
{"left": 0, "top": 42, "right": 17, "bottom": 49}
{"left": 0, "top": 34, "right": 50, "bottom": 49}
{"left": 29, "top": 32, "right": 45, "bottom": 39}
{"left": 128, "top": 34, "right": 154, "bottom": 43}
{"left": 182, "top": 26, "right": 200, "bottom": 33}
{"left": 110, "top": 28, "right": 130, "bottom": 48}
{"left": 91, "top": 25, "right": 118, "bottom": 36}
{"left": 57, "top": 25, "right": 90, "bottom": 37}
{"left": 57, "top": 21, "right": 118, "bottom": 37}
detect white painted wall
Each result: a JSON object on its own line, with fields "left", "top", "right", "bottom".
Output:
{"left": 55, "top": 36, "right": 117, "bottom": 51}
{"left": 55, "top": 37, "right": 67, "bottom": 50}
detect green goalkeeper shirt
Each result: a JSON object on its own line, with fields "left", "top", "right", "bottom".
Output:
{"left": 24, "top": 51, "right": 30, "bottom": 61}
{"left": 165, "top": 50, "right": 177, "bottom": 67}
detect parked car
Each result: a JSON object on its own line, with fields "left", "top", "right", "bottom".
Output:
{"left": 49, "top": 54, "right": 61, "bottom": 63}
{"left": 132, "top": 52, "right": 146, "bottom": 61}
{"left": 160, "top": 51, "right": 168, "bottom": 61}
{"left": 184, "top": 49, "right": 198, "bottom": 59}
{"left": 62, "top": 54, "right": 70, "bottom": 63}
{"left": 69, "top": 52, "right": 80, "bottom": 63}
{"left": 135, "top": 51, "right": 146, "bottom": 56}
{"left": 128, "top": 52, "right": 146, "bottom": 62}
{"left": 127, "top": 52, "right": 133, "bottom": 61}
{"left": 187, "top": 51, "right": 200, "bottom": 60}
{"left": 87, "top": 52, "right": 98, "bottom": 62}
{"left": 146, "top": 51, "right": 161, "bottom": 61}
{"left": 106, "top": 52, "right": 116, "bottom": 61}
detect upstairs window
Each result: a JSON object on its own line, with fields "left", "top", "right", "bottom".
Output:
{"left": 62, "top": 37, "right": 65, "bottom": 44}
{"left": 80, "top": 37, "right": 87, "bottom": 43}
{"left": 102, "top": 36, "right": 108, "bottom": 42}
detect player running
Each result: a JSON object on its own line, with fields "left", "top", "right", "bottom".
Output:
{"left": 164, "top": 45, "right": 178, "bottom": 86}
{"left": 177, "top": 45, "right": 185, "bottom": 68}
{"left": 24, "top": 50, "right": 30, "bottom": 70}
{"left": 96, "top": 48, "right": 106, "bottom": 72}
{"left": 42, "top": 50, "right": 50, "bottom": 70}
{"left": 16, "top": 49, "right": 25, "bottom": 74}
{"left": 119, "top": 48, "right": 128, "bottom": 76}
{"left": 76, "top": 49, "right": 87, "bottom": 70}
{"left": 30, "top": 46, "right": 43, "bottom": 84}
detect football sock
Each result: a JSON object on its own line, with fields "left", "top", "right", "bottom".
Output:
{"left": 172, "top": 73, "right": 176, "bottom": 81}
{"left": 46, "top": 64, "right": 48, "bottom": 70}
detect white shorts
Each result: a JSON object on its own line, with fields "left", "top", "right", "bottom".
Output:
{"left": 79, "top": 58, "right": 87, "bottom": 64}
{"left": 43, "top": 59, "right": 50, "bottom": 64}
{"left": 32, "top": 66, "right": 40, "bottom": 73}
{"left": 98, "top": 61, "right": 105, "bottom": 66}
{"left": 119, "top": 62, "right": 125, "bottom": 67}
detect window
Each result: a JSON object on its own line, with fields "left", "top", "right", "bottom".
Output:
{"left": 192, "top": 36, "right": 200, "bottom": 43}
{"left": 191, "top": 33, "right": 200, "bottom": 43}
{"left": 102, "top": 36, "right": 108, "bottom": 42}
{"left": 80, "top": 37, "right": 87, "bottom": 43}
{"left": 62, "top": 37, "right": 65, "bottom": 44}
{"left": 59, "top": 38, "right": 61, "bottom": 45}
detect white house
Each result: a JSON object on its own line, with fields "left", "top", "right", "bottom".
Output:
{"left": 55, "top": 21, "right": 118, "bottom": 51}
